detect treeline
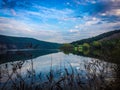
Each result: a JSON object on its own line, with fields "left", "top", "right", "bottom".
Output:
{"left": 60, "top": 39, "right": 120, "bottom": 63}
{"left": 71, "top": 29, "right": 120, "bottom": 45}
{"left": 60, "top": 30, "right": 120, "bottom": 63}
{"left": 0, "top": 35, "right": 61, "bottom": 50}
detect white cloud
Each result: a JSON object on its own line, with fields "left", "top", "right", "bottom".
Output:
{"left": 69, "top": 29, "right": 79, "bottom": 33}
{"left": 0, "top": 3, "right": 120, "bottom": 43}
{"left": 66, "top": 20, "right": 120, "bottom": 43}
{"left": 75, "top": 20, "right": 120, "bottom": 31}
{"left": 73, "top": 0, "right": 96, "bottom": 5}
{"left": 74, "top": 17, "right": 101, "bottom": 28}
{"left": 101, "top": 13, "right": 107, "bottom": 16}
{"left": 100, "top": 9, "right": 120, "bottom": 16}
{"left": 0, "top": 17, "right": 33, "bottom": 33}
{"left": 85, "top": 17, "right": 100, "bottom": 26}
{"left": 109, "top": 9, "right": 120, "bottom": 16}
{"left": 0, "top": 17, "right": 65, "bottom": 43}
{"left": 26, "top": 5, "right": 74, "bottom": 21}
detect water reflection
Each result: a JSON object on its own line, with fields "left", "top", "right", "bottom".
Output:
{"left": 0, "top": 49, "right": 59, "bottom": 64}
{"left": 0, "top": 50, "right": 118, "bottom": 90}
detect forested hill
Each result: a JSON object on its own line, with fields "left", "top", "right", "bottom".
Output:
{"left": 71, "top": 29, "right": 120, "bottom": 45}
{"left": 0, "top": 35, "right": 61, "bottom": 50}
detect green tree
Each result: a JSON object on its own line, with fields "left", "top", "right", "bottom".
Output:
{"left": 60, "top": 43, "right": 74, "bottom": 52}
{"left": 83, "top": 43, "right": 90, "bottom": 50}
{"left": 92, "top": 41, "right": 101, "bottom": 49}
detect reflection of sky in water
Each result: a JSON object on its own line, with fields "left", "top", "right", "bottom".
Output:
{"left": 22, "top": 52, "right": 92, "bottom": 73}
{"left": 0, "top": 52, "right": 115, "bottom": 84}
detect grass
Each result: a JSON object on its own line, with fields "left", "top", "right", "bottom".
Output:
{"left": 0, "top": 57, "right": 119, "bottom": 90}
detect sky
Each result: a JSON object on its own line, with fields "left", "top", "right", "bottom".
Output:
{"left": 0, "top": 0, "right": 120, "bottom": 43}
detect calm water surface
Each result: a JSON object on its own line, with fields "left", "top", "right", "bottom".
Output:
{"left": 0, "top": 50, "right": 117, "bottom": 89}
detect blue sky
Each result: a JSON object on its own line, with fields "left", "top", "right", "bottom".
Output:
{"left": 0, "top": 0, "right": 120, "bottom": 43}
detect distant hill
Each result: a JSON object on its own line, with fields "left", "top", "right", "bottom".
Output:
{"left": 71, "top": 29, "right": 120, "bottom": 45}
{"left": 99, "top": 32, "right": 120, "bottom": 41}
{"left": 0, "top": 35, "right": 62, "bottom": 50}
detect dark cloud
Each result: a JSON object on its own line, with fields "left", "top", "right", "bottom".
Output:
{"left": 73, "top": 0, "right": 120, "bottom": 24}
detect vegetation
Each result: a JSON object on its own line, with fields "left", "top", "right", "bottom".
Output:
{"left": 71, "top": 29, "right": 120, "bottom": 45}
{"left": 59, "top": 38, "right": 120, "bottom": 89}
{"left": 0, "top": 35, "right": 62, "bottom": 50}
{"left": 60, "top": 43, "right": 74, "bottom": 54}
{"left": 0, "top": 30, "right": 120, "bottom": 90}
{"left": 0, "top": 57, "right": 119, "bottom": 90}
{"left": 70, "top": 39, "right": 120, "bottom": 64}
{"left": 60, "top": 30, "right": 120, "bottom": 64}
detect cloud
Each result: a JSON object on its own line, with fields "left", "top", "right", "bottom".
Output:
{"left": 85, "top": 17, "right": 101, "bottom": 26}
{"left": 0, "top": 1, "right": 74, "bottom": 22}
{"left": 72, "top": 0, "right": 120, "bottom": 23}
{"left": 74, "top": 16, "right": 102, "bottom": 28}
{"left": 30, "top": 5, "right": 74, "bottom": 21}
{"left": 0, "top": 17, "right": 65, "bottom": 43}
{"left": 66, "top": 17, "right": 120, "bottom": 42}
{"left": 101, "top": 9, "right": 120, "bottom": 16}
{"left": 75, "top": 19, "right": 120, "bottom": 31}
{"left": 73, "top": 0, "right": 96, "bottom": 5}
{"left": 98, "top": 0, "right": 120, "bottom": 16}
{"left": 2, "top": 5, "right": 74, "bottom": 21}
{"left": 0, "top": 17, "right": 37, "bottom": 40}
{"left": 0, "top": 0, "right": 120, "bottom": 43}
{"left": 69, "top": 29, "right": 79, "bottom": 33}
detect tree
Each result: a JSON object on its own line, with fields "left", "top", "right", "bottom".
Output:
{"left": 60, "top": 43, "right": 74, "bottom": 51}
{"left": 92, "top": 41, "right": 101, "bottom": 49}
{"left": 83, "top": 43, "right": 90, "bottom": 50}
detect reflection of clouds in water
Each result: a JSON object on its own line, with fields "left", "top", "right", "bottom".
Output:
{"left": 0, "top": 52, "right": 116, "bottom": 84}
{"left": 0, "top": 52, "right": 111, "bottom": 74}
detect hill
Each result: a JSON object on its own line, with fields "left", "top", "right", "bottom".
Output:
{"left": 0, "top": 35, "right": 61, "bottom": 50}
{"left": 71, "top": 29, "right": 120, "bottom": 45}
{"left": 99, "top": 32, "right": 120, "bottom": 41}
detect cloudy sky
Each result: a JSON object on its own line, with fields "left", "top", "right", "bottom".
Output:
{"left": 0, "top": 0, "right": 120, "bottom": 43}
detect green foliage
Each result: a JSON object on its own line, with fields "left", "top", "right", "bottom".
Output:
{"left": 71, "top": 29, "right": 120, "bottom": 45}
{"left": 74, "top": 47, "right": 78, "bottom": 51}
{"left": 83, "top": 43, "right": 90, "bottom": 50}
{"left": 83, "top": 43, "right": 90, "bottom": 48}
{"left": 92, "top": 41, "right": 101, "bottom": 46}
{"left": 60, "top": 30, "right": 120, "bottom": 63}
{"left": 70, "top": 39, "right": 120, "bottom": 64}
{"left": 105, "top": 40, "right": 120, "bottom": 63}
{"left": 91, "top": 41, "right": 102, "bottom": 49}
{"left": 78, "top": 45, "right": 83, "bottom": 52}
{"left": 60, "top": 43, "right": 74, "bottom": 52}
{"left": 83, "top": 49, "right": 90, "bottom": 55}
